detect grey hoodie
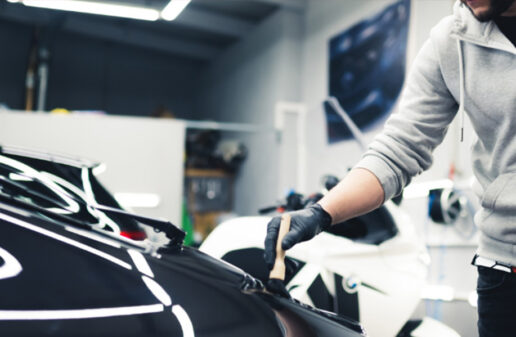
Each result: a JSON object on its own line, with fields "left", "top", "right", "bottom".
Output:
{"left": 356, "top": 1, "right": 516, "bottom": 266}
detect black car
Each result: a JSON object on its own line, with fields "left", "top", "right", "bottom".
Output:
{"left": 0, "top": 145, "right": 147, "bottom": 240}
{"left": 0, "top": 146, "right": 366, "bottom": 336}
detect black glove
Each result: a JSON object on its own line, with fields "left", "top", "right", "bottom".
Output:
{"left": 263, "top": 204, "right": 332, "bottom": 270}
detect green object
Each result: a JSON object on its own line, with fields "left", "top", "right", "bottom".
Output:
{"left": 181, "top": 201, "right": 194, "bottom": 246}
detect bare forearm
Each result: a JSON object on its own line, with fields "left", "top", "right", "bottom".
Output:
{"left": 318, "top": 168, "right": 385, "bottom": 224}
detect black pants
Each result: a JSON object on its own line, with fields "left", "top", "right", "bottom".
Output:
{"left": 477, "top": 266, "right": 516, "bottom": 337}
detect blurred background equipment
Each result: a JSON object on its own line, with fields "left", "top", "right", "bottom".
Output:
{"left": 184, "top": 129, "right": 248, "bottom": 243}
{"left": 428, "top": 186, "right": 477, "bottom": 240}
{"left": 185, "top": 130, "right": 248, "bottom": 173}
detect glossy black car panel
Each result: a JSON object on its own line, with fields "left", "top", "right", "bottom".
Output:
{"left": 0, "top": 145, "right": 146, "bottom": 240}
{"left": 0, "top": 147, "right": 366, "bottom": 337}
{"left": 0, "top": 204, "right": 365, "bottom": 336}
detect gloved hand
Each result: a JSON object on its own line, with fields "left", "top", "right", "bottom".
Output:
{"left": 263, "top": 204, "right": 332, "bottom": 270}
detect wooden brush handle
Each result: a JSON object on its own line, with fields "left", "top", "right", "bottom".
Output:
{"left": 269, "top": 214, "right": 291, "bottom": 280}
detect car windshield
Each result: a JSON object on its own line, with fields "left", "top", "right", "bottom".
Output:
{"left": 0, "top": 154, "right": 141, "bottom": 235}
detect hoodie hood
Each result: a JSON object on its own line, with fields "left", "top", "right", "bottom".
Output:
{"left": 451, "top": 0, "right": 516, "bottom": 53}
{"left": 450, "top": 1, "right": 516, "bottom": 141}
{"left": 451, "top": 1, "right": 492, "bottom": 39}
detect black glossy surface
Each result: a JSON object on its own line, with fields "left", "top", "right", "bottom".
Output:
{"left": 326, "top": 205, "right": 398, "bottom": 245}
{"left": 222, "top": 247, "right": 305, "bottom": 286}
{"left": 0, "top": 203, "right": 366, "bottom": 337}
{"left": 0, "top": 148, "right": 365, "bottom": 337}
{"left": 0, "top": 151, "right": 144, "bottom": 234}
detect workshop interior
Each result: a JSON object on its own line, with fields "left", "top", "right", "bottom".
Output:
{"left": 0, "top": 0, "right": 481, "bottom": 336}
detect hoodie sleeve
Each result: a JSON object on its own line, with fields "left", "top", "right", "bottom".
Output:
{"left": 355, "top": 37, "right": 458, "bottom": 201}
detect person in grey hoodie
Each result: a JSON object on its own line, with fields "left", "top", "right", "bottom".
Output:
{"left": 264, "top": 0, "right": 516, "bottom": 336}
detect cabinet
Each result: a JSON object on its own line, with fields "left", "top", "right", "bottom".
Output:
{"left": 184, "top": 169, "right": 233, "bottom": 240}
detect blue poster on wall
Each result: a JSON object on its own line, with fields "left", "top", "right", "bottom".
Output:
{"left": 325, "top": 0, "right": 411, "bottom": 144}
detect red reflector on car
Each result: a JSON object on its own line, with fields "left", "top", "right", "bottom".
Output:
{"left": 120, "top": 230, "right": 147, "bottom": 241}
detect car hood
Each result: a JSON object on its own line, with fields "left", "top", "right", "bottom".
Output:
{"left": 0, "top": 202, "right": 365, "bottom": 337}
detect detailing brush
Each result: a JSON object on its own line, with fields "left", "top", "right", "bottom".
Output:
{"left": 266, "top": 214, "right": 291, "bottom": 299}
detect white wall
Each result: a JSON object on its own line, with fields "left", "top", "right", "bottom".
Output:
{"left": 302, "top": 0, "right": 462, "bottom": 192}
{"left": 303, "top": 0, "right": 393, "bottom": 192}
{"left": 195, "top": 8, "right": 304, "bottom": 215}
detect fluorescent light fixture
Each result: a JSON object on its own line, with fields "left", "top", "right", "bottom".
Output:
{"left": 161, "top": 0, "right": 191, "bottom": 21}
{"left": 0, "top": 247, "right": 23, "bottom": 280}
{"left": 20, "top": 0, "right": 160, "bottom": 21}
{"left": 114, "top": 193, "right": 161, "bottom": 208}
{"left": 0, "top": 304, "right": 164, "bottom": 320}
{"left": 92, "top": 163, "right": 107, "bottom": 176}
{"left": 142, "top": 276, "right": 172, "bottom": 306}
{"left": 66, "top": 226, "right": 121, "bottom": 249}
{"left": 0, "top": 212, "right": 132, "bottom": 270}
{"left": 172, "top": 305, "right": 195, "bottom": 337}
{"left": 8, "top": 173, "right": 32, "bottom": 182}
{"left": 128, "top": 249, "right": 154, "bottom": 278}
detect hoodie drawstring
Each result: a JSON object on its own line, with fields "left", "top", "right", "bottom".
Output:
{"left": 457, "top": 39, "right": 465, "bottom": 142}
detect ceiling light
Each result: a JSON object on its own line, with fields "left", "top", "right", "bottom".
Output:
{"left": 161, "top": 0, "right": 190, "bottom": 21}
{"left": 19, "top": 0, "right": 160, "bottom": 21}
{"left": 114, "top": 193, "right": 161, "bottom": 208}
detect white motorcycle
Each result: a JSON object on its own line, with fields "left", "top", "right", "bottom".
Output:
{"left": 200, "top": 188, "right": 460, "bottom": 337}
